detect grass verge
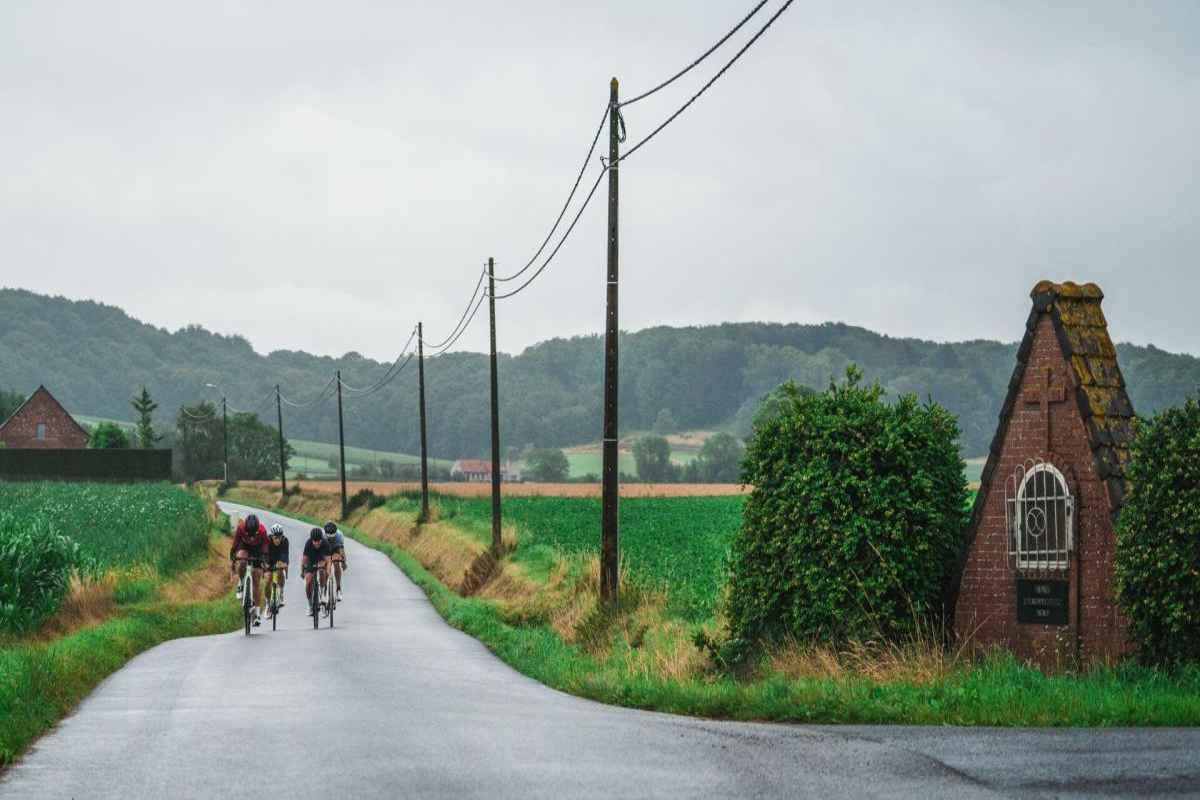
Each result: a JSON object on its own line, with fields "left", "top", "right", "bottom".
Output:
{"left": 225, "top": 486, "right": 1200, "bottom": 727}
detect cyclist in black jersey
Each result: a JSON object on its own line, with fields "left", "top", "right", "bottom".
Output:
{"left": 301, "top": 527, "right": 331, "bottom": 616}
{"left": 265, "top": 523, "right": 289, "bottom": 617}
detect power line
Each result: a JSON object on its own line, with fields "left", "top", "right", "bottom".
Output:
{"left": 618, "top": 0, "right": 795, "bottom": 165}
{"left": 421, "top": 267, "right": 488, "bottom": 350}
{"left": 342, "top": 352, "right": 416, "bottom": 400}
{"left": 426, "top": 288, "right": 489, "bottom": 355}
{"left": 493, "top": 104, "right": 610, "bottom": 283}
{"left": 492, "top": 165, "right": 609, "bottom": 300}
{"left": 618, "top": 0, "right": 770, "bottom": 108}
{"left": 279, "top": 374, "right": 338, "bottom": 409}
{"left": 338, "top": 326, "right": 418, "bottom": 394}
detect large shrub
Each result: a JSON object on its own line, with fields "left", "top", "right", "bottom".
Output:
{"left": 1116, "top": 397, "right": 1200, "bottom": 667}
{"left": 0, "top": 515, "right": 78, "bottom": 634}
{"left": 725, "top": 370, "right": 969, "bottom": 658}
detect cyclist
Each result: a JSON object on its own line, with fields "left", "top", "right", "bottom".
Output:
{"left": 265, "top": 523, "right": 289, "bottom": 618}
{"left": 230, "top": 513, "right": 269, "bottom": 626}
{"left": 323, "top": 520, "right": 348, "bottom": 602}
{"left": 302, "top": 526, "right": 331, "bottom": 617}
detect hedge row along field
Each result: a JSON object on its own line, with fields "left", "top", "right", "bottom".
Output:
{"left": 385, "top": 492, "right": 745, "bottom": 622}
{"left": 0, "top": 483, "right": 211, "bottom": 634}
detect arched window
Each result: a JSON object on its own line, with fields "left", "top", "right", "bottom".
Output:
{"left": 1006, "top": 460, "right": 1074, "bottom": 571}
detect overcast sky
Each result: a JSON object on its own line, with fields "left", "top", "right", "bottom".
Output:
{"left": 2, "top": 1, "right": 1198, "bottom": 362}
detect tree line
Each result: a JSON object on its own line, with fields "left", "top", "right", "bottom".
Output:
{"left": 4, "top": 287, "right": 1200, "bottom": 459}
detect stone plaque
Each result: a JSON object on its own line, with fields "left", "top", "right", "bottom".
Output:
{"left": 1016, "top": 578, "right": 1069, "bottom": 626}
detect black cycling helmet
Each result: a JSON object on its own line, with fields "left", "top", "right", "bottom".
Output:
{"left": 245, "top": 514, "right": 260, "bottom": 534}
{"left": 310, "top": 527, "right": 324, "bottom": 541}
{"left": 323, "top": 521, "right": 338, "bottom": 536}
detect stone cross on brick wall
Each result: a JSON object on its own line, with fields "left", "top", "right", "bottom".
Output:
{"left": 1023, "top": 366, "right": 1068, "bottom": 453}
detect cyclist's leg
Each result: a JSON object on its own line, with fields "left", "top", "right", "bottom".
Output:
{"left": 332, "top": 551, "right": 343, "bottom": 591}
{"left": 234, "top": 549, "right": 249, "bottom": 579}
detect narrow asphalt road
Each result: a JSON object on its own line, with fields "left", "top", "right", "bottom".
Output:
{"left": 3, "top": 503, "right": 1198, "bottom": 799}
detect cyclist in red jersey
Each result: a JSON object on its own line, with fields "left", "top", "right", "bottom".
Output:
{"left": 230, "top": 513, "right": 270, "bottom": 625}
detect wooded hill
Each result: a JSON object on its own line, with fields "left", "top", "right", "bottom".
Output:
{"left": 2, "top": 288, "right": 1197, "bottom": 458}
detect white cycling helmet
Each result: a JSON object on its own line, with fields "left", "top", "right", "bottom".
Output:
{"left": 270, "top": 523, "right": 285, "bottom": 536}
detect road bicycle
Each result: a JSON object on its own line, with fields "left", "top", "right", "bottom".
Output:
{"left": 264, "top": 565, "right": 287, "bottom": 631}
{"left": 304, "top": 563, "right": 325, "bottom": 630}
{"left": 323, "top": 558, "right": 337, "bottom": 628}
{"left": 233, "top": 556, "right": 263, "bottom": 636}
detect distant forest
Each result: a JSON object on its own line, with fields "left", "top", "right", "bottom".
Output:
{"left": 2, "top": 288, "right": 1198, "bottom": 458}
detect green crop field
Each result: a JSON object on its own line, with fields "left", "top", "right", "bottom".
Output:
{"left": 388, "top": 493, "right": 745, "bottom": 621}
{"left": 0, "top": 483, "right": 209, "bottom": 578}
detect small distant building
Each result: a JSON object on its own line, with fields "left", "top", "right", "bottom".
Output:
{"left": 0, "top": 386, "right": 90, "bottom": 449}
{"left": 450, "top": 458, "right": 522, "bottom": 482}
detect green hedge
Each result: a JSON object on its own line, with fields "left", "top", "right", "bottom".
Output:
{"left": 0, "top": 448, "right": 171, "bottom": 481}
{"left": 1116, "top": 396, "right": 1200, "bottom": 667}
{"left": 725, "top": 370, "right": 969, "bottom": 659}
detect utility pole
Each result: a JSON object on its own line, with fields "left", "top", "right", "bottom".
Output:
{"left": 600, "top": 77, "right": 620, "bottom": 605}
{"left": 336, "top": 369, "right": 347, "bottom": 520}
{"left": 488, "top": 257, "right": 502, "bottom": 553}
{"left": 275, "top": 384, "right": 287, "bottom": 496}
{"left": 417, "top": 322, "right": 430, "bottom": 522}
{"left": 221, "top": 396, "right": 229, "bottom": 485}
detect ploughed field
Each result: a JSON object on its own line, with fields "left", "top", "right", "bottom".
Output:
{"left": 244, "top": 479, "right": 748, "bottom": 498}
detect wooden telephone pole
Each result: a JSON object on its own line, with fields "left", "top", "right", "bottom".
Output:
{"left": 336, "top": 369, "right": 347, "bottom": 519}
{"left": 600, "top": 77, "right": 621, "bottom": 604}
{"left": 487, "top": 257, "right": 502, "bottom": 553}
{"left": 275, "top": 385, "right": 286, "bottom": 496}
{"left": 417, "top": 322, "right": 430, "bottom": 522}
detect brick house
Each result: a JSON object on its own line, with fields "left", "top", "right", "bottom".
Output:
{"left": 950, "top": 282, "right": 1135, "bottom": 667}
{"left": 0, "top": 386, "right": 90, "bottom": 449}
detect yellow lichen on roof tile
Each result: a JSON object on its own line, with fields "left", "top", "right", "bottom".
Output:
{"left": 1030, "top": 280, "right": 1104, "bottom": 299}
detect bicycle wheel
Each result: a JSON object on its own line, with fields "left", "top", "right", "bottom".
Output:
{"left": 271, "top": 581, "right": 278, "bottom": 631}
{"left": 310, "top": 575, "right": 319, "bottom": 630}
{"left": 326, "top": 573, "right": 335, "bottom": 628}
{"left": 242, "top": 574, "right": 252, "bottom": 636}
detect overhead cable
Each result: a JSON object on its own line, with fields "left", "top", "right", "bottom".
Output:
{"left": 618, "top": 1, "right": 770, "bottom": 108}
{"left": 279, "top": 374, "right": 338, "bottom": 409}
{"left": 426, "top": 288, "right": 489, "bottom": 355}
{"left": 618, "top": 0, "right": 795, "bottom": 165}
{"left": 493, "top": 104, "right": 610, "bottom": 283}
{"left": 421, "top": 268, "right": 488, "bottom": 350}
{"left": 492, "top": 165, "right": 608, "bottom": 300}
{"left": 338, "top": 326, "right": 418, "bottom": 394}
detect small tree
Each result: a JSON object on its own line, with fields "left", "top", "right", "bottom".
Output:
{"left": 1115, "top": 397, "right": 1200, "bottom": 667}
{"left": 525, "top": 448, "right": 569, "bottom": 482}
{"left": 0, "top": 389, "right": 25, "bottom": 422}
{"left": 725, "top": 371, "right": 968, "bottom": 659}
{"left": 685, "top": 432, "right": 744, "bottom": 483}
{"left": 88, "top": 421, "right": 130, "bottom": 449}
{"left": 653, "top": 408, "right": 678, "bottom": 435}
{"left": 130, "top": 386, "right": 162, "bottom": 448}
{"left": 633, "top": 435, "right": 676, "bottom": 482}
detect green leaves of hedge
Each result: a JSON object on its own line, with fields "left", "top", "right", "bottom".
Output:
{"left": 725, "top": 368, "right": 969, "bottom": 658}
{"left": 1116, "top": 396, "right": 1200, "bottom": 667}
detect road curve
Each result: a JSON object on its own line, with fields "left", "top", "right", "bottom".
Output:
{"left": 3, "top": 502, "right": 1197, "bottom": 799}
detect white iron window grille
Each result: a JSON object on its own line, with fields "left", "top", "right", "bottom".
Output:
{"left": 1006, "top": 459, "right": 1074, "bottom": 571}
